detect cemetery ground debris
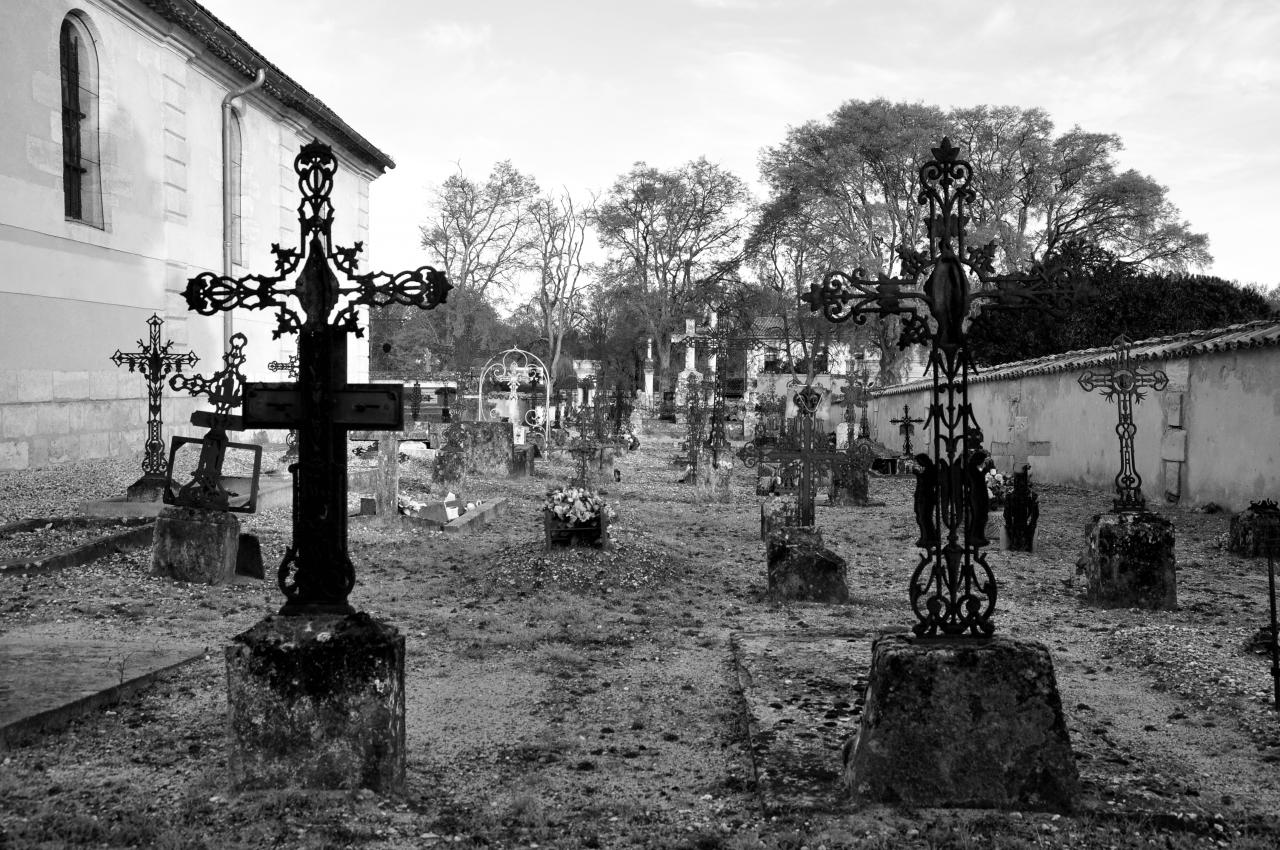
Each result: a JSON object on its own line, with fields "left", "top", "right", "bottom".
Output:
{"left": 1, "top": 443, "right": 1280, "bottom": 848}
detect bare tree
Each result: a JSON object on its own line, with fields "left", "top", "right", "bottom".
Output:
{"left": 528, "top": 191, "right": 590, "bottom": 385}
{"left": 591, "top": 158, "right": 754, "bottom": 389}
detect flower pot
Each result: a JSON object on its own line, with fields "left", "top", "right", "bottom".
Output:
{"left": 543, "top": 509, "right": 606, "bottom": 549}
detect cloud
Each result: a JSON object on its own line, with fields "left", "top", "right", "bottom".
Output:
{"left": 419, "top": 22, "right": 492, "bottom": 52}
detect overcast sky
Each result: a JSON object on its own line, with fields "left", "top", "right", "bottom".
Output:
{"left": 201, "top": 0, "right": 1279, "bottom": 293}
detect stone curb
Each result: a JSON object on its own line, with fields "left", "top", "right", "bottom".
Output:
{"left": 0, "top": 648, "right": 206, "bottom": 749}
{"left": 0, "top": 519, "right": 156, "bottom": 575}
{"left": 443, "top": 498, "right": 508, "bottom": 535}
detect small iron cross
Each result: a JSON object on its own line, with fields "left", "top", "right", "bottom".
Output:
{"left": 166, "top": 333, "right": 257, "bottom": 511}
{"left": 802, "top": 136, "right": 1083, "bottom": 637}
{"left": 110, "top": 314, "right": 199, "bottom": 478}
{"left": 182, "top": 141, "right": 450, "bottom": 615}
{"left": 890, "top": 404, "right": 925, "bottom": 456}
{"left": 1079, "top": 334, "right": 1168, "bottom": 511}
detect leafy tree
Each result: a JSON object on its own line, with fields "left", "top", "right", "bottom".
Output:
{"left": 528, "top": 191, "right": 590, "bottom": 387}
{"left": 591, "top": 158, "right": 754, "bottom": 390}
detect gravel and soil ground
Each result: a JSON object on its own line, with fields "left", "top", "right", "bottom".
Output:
{"left": 1, "top": 438, "right": 1279, "bottom": 849}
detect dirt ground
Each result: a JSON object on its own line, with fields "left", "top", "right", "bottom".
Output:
{"left": 1, "top": 439, "right": 1279, "bottom": 849}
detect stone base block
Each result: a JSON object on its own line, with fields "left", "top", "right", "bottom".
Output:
{"left": 760, "top": 496, "right": 798, "bottom": 542}
{"left": 125, "top": 473, "right": 167, "bottom": 502}
{"left": 766, "top": 526, "right": 850, "bottom": 603}
{"left": 235, "top": 533, "right": 264, "bottom": 579}
{"left": 151, "top": 506, "right": 239, "bottom": 584}
{"left": 226, "top": 614, "right": 406, "bottom": 792}
{"left": 694, "top": 462, "right": 734, "bottom": 504}
{"left": 1083, "top": 511, "right": 1176, "bottom": 609}
{"left": 1227, "top": 506, "right": 1280, "bottom": 558}
{"left": 845, "top": 633, "right": 1078, "bottom": 811}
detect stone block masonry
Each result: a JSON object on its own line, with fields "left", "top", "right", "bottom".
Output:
{"left": 1082, "top": 511, "right": 1177, "bottom": 609}
{"left": 845, "top": 633, "right": 1079, "bottom": 811}
{"left": 226, "top": 614, "right": 406, "bottom": 792}
{"left": 151, "top": 506, "right": 239, "bottom": 585}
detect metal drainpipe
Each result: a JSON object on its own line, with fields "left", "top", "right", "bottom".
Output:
{"left": 221, "top": 68, "right": 266, "bottom": 351}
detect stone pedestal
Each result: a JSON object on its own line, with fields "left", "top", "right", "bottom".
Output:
{"left": 1228, "top": 504, "right": 1280, "bottom": 557}
{"left": 694, "top": 460, "right": 734, "bottom": 504}
{"left": 760, "top": 495, "right": 798, "bottom": 542}
{"left": 151, "top": 506, "right": 239, "bottom": 584}
{"left": 126, "top": 473, "right": 167, "bottom": 502}
{"left": 765, "top": 526, "right": 850, "bottom": 603}
{"left": 375, "top": 433, "right": 401, "bottom": 523}
{"left": 1083, "top": 511, "right": 1176, "bottom": 609}
{"left": 845, "top": 633, "right": 1078, "bottom": 811}
{"left": 226, "top": 614, "right": 406, "bottom": 792}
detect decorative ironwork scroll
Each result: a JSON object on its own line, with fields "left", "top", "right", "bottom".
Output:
{"left": 268, "top": 354, "right": 300, "bottom": 454}
{"left": 477, "top": 347, "right": 549, "bottom": 447}
{"left": 110, "top": 314, "right": 199, "bottom": 481}
{"left": 166, "top": 333, "right": 259, "bottom": 511}
{"left": 1078, "top": 334, "right": 1168, "bottom": 512}
{"left": 890, "top": 404, "right": 925, "bottom": 456}
{"left": 802, "top": 136, "right": 1082, "bottom": 638}
{"left": 182, "top": 141, "right": 450, "bottom": 615}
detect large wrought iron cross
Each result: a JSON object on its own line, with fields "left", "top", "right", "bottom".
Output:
{"left": 737, "top": 385, "right": 848, "bottom": 526}
{"left": 802, "top": 137, "right": 1080, "bottom": 638}
{"left": 183, "top": 141, "right": 450, "bottom": 615}
{"left": 110, "top": 314, "right": 199, "bottom": 484}
{"left": 890, "top": 404, "right": 925, "bottom": 456}
{"left": 1078, "top": 334, "right": 1168, "bottom": 512}
{"left": 839, "top": 361, "right": 875, "bottom": 440}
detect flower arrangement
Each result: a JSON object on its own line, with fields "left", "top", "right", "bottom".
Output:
{"left": 543, "top": 487, "right": 613, "bottom": 526}
{"left": 985, "top": 469, "right": 1012, "bottom": 507}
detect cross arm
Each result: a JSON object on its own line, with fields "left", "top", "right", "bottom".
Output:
{"left": 184, "top": 255, "right": 303, "bottom": 338}
{"left": 801, "top": 267, "right": 928, "bottom": 326}
{"left": 329, "top": 251, "right": 452, "bottom": 336}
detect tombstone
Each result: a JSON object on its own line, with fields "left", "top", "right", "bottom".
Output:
{"left": 804, "top": 136, "right": 1080, "bottom": 809}
{"left": 1228, "top": 500, "right": 1280, "bottom": 557}
{"left": 183, "top": 142, "right": 450, "bottom": 792}
{"left": 433, "top": 422, "right": 467, "bottom": 485}
{"left": 1078, "top": 335, "right": 1176, "bottom": 609}
{"left": 1003, "top": 464, "right": 1040, "bottom": 552}
{"left": 765, "top": 526, "right": 850, "bottom": 603}
{"left": 110, "top": 314, "right": 199, "bottom": 500}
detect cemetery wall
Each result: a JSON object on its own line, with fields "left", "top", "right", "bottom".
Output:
{"left": 0, "top": 0, "right": 385, "bottom": 470}
{"left": 867, "top": 321, "right": 1280, "bottom": 512}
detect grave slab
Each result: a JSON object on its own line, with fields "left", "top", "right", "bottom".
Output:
{"left": 0, "top": 629, "right": 205, "bottom": 747}
{"left": 845, "top": 632, "right": 1079, "bottom": 811}
{"left": 226, "top": 613, "right": 405, "bottom": 792}
{"left": 1083, "top": 511, "right": 1177, "bottom": 609}
{"left": 730, "top": 630, "right": 873, "bottom": 813}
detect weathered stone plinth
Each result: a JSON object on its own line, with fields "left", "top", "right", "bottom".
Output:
{"left": 1083, "top": 511, "right": 1176, "bottom": 609}
{"left": 151, "top": 506, "right": 239, "bottom": 584}
{"left": 1227, "top": 504, "right": 1280, "bottom": 558}
{"left": 694, "top": 461, "right": 733, "bottom": 504}
{"left": 765, "top": 526, "right": 850, "bottom": 603}
{"left": 845, "top": 633, "right": 1078, "bottom": 811}
{"left": 125, "top": 473, "right": 167, "bottom": 502}
{"left": 760, "top": 495, "right": 798, "bottom": 542}
{"left": 432, "top": 447, "right": 466, "bottom": 485}
{"left": 226, "top": 614, "right": 406, "bottom": 792}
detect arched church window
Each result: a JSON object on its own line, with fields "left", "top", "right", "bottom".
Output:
{"left": 59, "top": 14, "right": 103, "bottom": 227}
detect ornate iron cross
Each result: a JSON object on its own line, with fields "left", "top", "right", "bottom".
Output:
{"left": 839, "top": 361, "right": 875, "bottom": 440}
{"left": 183, "top": 141, "right": 451, "bottom": 615}
{"left": 737, "top": 385, "right": 849, "bottom": 526}
{"left": 802, "top": 136, "right": 1080, "bottom": 638}
{"left": 1078, "top": 334, "right": 1168, "bottom": 512}
{"left": 110, "top": 314, "right": 199, "bottom": 480}
{"left": 166, "top": 333, "right": 258, "bottom": 511}
{"left": 890, "top": 404, "right": 925, "bottom": 456}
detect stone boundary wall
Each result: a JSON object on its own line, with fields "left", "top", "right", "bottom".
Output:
{"left": 0, "top": 368, "right": 201, "bottom": 470}
{"left": 866, "top": 327, "right": 1280, "bottom": 512}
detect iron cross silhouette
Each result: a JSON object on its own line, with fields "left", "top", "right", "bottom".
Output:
{"left": 890, "top": 404, "right": 925, "bottom": 456}
{"left": 183, "top": 141, "right": 450, "bottom": 615}
{"left": 1079, "top": 334, "right": 1168, "bottom": 512}
{"left": 110, "top": 314, "right": 199, "bottom": 481}
{"left": 801, "top": 137, "right": 1083, "bottom": 637}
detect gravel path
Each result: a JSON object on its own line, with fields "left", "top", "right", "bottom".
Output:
{"left": 0, "top": 444, "right": 1278, "bottom": 849}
